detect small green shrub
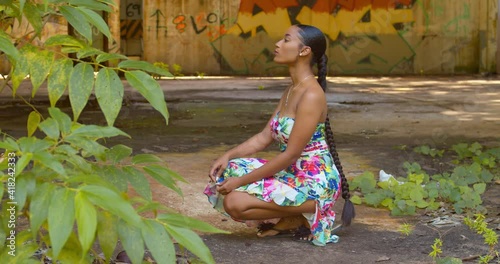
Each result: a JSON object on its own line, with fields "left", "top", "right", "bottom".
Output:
{"left": 464, "top": 214, "right": 499, "bottom": 263}
{"left": 350, "top": 142, "right": 499, "bottom": 216}
{"left": 172, "top": 64, "right": 183, "bottom": 78}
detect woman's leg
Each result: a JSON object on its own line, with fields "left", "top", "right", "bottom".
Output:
{"left": 223, "top": 191, "right": 315, "bottom": 220}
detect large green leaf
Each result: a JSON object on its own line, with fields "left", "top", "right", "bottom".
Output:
{"left": 45, "top": 35, "right": 84, "bottom": 47}
{"left": 67, "top": 173, "right": 119, "bottom": 193}
{"left": 97, "top": 211, "right": 118, "bottom": 262}
{"left": 48, "top": 107, "right": 72, "bottom": 135}
{"left": 59, "top": 6, "right": 92, "bottom": 42}
{"left": 27, "top": 111, "right": 41, "bottom": 137}
{"left": 33, "top": 151, "right": 65, "bottom": 175}
{"left": 78, "top": 7, "right": 111, "bottom": 39}
{"left": 23, "top": 2, "right": 42, "bottom": 35}
{"left": 131, "top": 153, "right": 163, "bottom": 164}
{"left": 118, "top": 220, "right": 144, "bottom": 264}
{"left": 14, "top": 172, "right": 36, "bottom": 210}
{"left": 119, "top": 60, "right": 173, "bottom": 77}
{"left": 29, "top": 182, "right": 55, "bottom": 238}
{"left": 74, "top": 192, "right": 97, "bottom": 255}
{"left": 55, "top": 232, "right": 88, "bottom": 264}
{"left": 158, "top": 213, "right": 229, "bottom": 234}
{"left": 80, "top": 185, "right": 141, "bottom": 226}
{"left": 105, "top": 144, "right": 132, "bottom": 164}
{"left": 10, "top": 48, "right": 30, "bottom": 93}
{"left": 164, "top": 224, "right": 215, "bottom": 264}
{"left": 0, "top": 138, "right": 19, "bottom": 152}
{"left": 144, "top": 165, "right": 183, "bottom": 196}
{"left": 125, "top": 71, "right": 169, "bottom": 125}
{"left": 48, "top": 188, "right": 75, "bottom": 259}
{"left": 95, "top": 68, "right": 123, "bottom": 126}
{"left": 76, "top": 46, "right": 103, "bottom": 59}
{"left": 141, "top": 220, "right": 176, "bottom": 264}
{"left": 96, "top": 53, "right": 128, "bottom": 63}
{"left": 69, "top": 62, "right": 94, "bottom": 121}
{"left": 0, "top": 35, "right": 20, "bottom": 60}
{"left": 123, "top": 166, "right": 152, "bottom": 201}
{"left": 97, "top": 0, "right": 117, "bottom": 6}
{"left": 98, "top": 165, "right": 128, "bottom": 192}
{"left": 47, "top": 58, "right": 73, "bottom": 107}
{"left": 14, "top": 152, "right": 33, "bottom": 176}
{"left": 70, "top": 124, "right": 129, "bottom": 139}
{"left": 29, "top": 49, "right": 54, "bottom": 97}
{"left": 145, "top": 164, "right": 187, "bottom": 183}
{"left": 18, "top": 137, "right": 51, "bottom": 153}
{"left": 39, "top": 118, "right": 60, "bottom": 139}
{"left": 69, "top": 0, "right": 112, "bottom": 12}
{"left": 64, "top": 136, "right": 107, "bottom": 160}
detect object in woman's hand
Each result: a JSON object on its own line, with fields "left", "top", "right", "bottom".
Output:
{"left": 215, "top": 176, "right": 224, "bottom": 185}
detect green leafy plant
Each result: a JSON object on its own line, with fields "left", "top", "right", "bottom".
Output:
{"left": 172, "top": 63, "right": 183, "bottom": 78}
{"left": 350, "top": 143, "right": 499, "bottom": 216}
{"left": 152, "top": 62, "right": 170, "bottom": 80}
{"left": 195, "top": 71, "right": 205, "bottom": 79}
{"left": 429, "top": 238, "right": 443, "bottom": 260}
{"left": 398, "top": 223, "right": 414, "bottom": 236}
{"left": 414, "top": 145, "right": 445, "bottom": 158}
{"left": 464, "top": 214, "right": 499, "bottom": 263}
{"left": 0, "top": 1, "right": 225, "bottom": 263}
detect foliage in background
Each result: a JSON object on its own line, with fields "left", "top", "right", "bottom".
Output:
{"left": 464, "top": 214, "right": 499, "bottom": 263}
{"left": 350, "top": 143, "right": 500, "bottom": 216}
{"left": 0, "top": 1, "right": 226, "bottom": 263}
{"left": 398, "top": 223, "right": 414, "bottom": 236}
{"left": 171, "top": 63, "right": 183, "bottom": 78}
{"left": 427, "top": 214, "right": 499, "bottom": 264}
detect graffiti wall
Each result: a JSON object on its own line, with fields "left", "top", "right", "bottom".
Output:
{"left": 140, "top": 0, "right": 497, "bottom": 75}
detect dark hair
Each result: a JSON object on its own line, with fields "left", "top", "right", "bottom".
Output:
{"left": 296, "top": 24, "right": 355, "bottom": 227}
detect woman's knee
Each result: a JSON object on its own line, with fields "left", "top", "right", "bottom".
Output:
{"left": 223, "top": 192, "right": 245, "bottom": 218}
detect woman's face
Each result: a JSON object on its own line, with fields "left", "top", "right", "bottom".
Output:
{"left": 274, "top": 26, "right": 304, "bottom": 64}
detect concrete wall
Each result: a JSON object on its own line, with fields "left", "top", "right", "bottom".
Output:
{"left": 138, "top": 0, "right": 498, "bottom": 75}
{"left": 1, "top": 0, "right": 497, "bottom": 76}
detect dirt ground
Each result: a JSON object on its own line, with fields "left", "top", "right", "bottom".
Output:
{"left": 1, "top": 76, "right": 499, "bottom": 263}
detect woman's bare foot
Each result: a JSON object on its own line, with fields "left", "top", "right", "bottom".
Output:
{"left": 256, "top": 216, "right": 307, "bottom": 238}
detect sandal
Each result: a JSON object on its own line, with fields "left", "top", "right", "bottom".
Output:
{"left": 256, "top": 222, "right": 275, "bottom": 233}
{"left": 257, "top": 226, "right": 296, "bottom": 238}
{"left": 293, "top": 225, "right": 313, "bottom": 242}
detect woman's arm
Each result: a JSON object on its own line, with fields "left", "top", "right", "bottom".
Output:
{"left": 217, "top": 86, "right": 326, "bottom": 192}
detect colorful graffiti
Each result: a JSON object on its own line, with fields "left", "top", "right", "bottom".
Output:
{"left": 148, "top": 10, "right": 229, "bottom": 41}
{"left": 140, "top": 0, "right": 481, "bottom": 75}
{"left": 213, "top": 0, "right": 417, "bottom": 74}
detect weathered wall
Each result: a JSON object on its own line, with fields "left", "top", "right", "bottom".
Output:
{"left": 138, "top": 0, "right": 498, "bottom": 75}
{"left": 1, "top": 0, "right": 497, "bottom": 76}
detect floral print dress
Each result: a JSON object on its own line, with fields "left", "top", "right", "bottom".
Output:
{"left": 203, "top": 112, "right": 341, "bottom": 246}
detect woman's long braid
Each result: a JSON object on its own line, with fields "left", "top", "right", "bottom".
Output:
{"left": 317, "top": 54, "right": 355, "bottom": 226}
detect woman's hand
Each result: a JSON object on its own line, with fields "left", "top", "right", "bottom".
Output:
{"left": 216, "top": 177, "right": 243, "bottom": 195}
{"left": 208, "top": 154, "right": 229, "bottom": 182}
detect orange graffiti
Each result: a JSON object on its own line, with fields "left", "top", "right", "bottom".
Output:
{"left": 239, "top": 0, "right": 298, "bottom": 14}
{"left": 311, "top": 0, "right": 413, "bottom": 12}
{"left": 207, "top": 24, "right": 227, "bottom": 41}
{"left": 173, "top": 15, "right": 187, "bottom": 33}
